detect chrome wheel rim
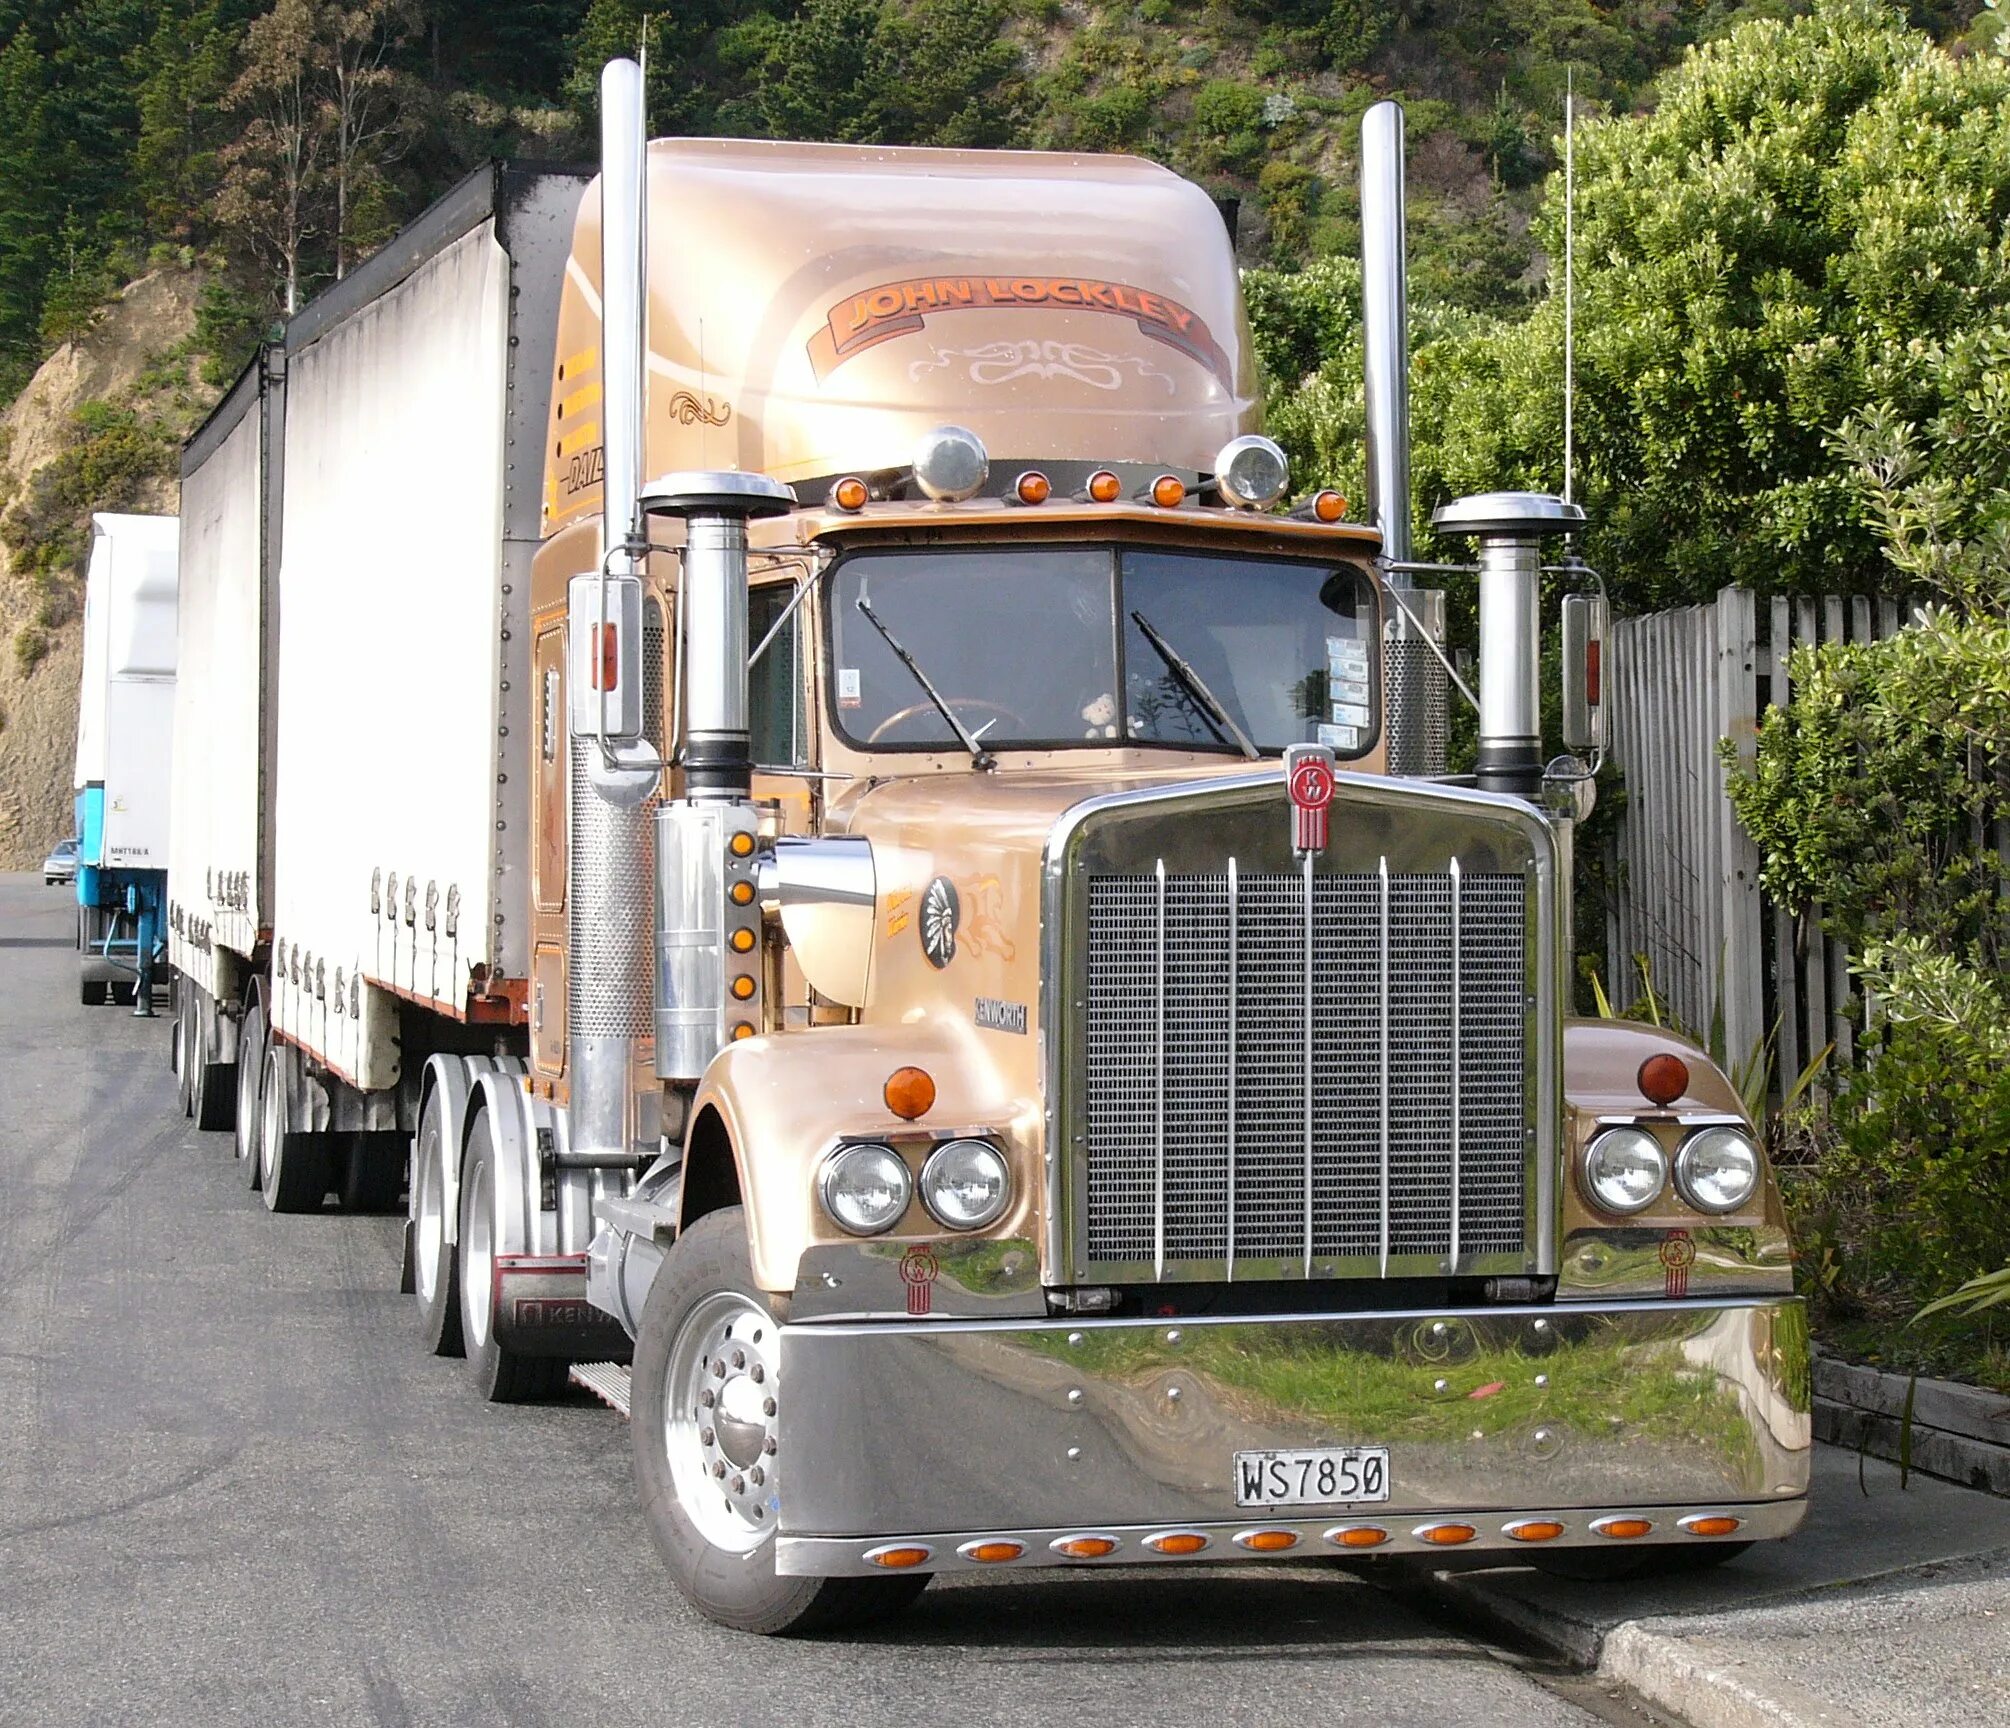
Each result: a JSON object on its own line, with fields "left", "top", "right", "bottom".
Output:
{"left": 414, "top": 1106, "right": 445, "bottom": 1307}
{"left": 462, "top": 1152, "right": 493, "bottom": 1350}
{"left": 259, "top": 1048, "right": 284, "bottom": 1190}
{"left": 666, "top": 1291, "right": 778, "bottom": 1554}
{"left": 235, "top": 1017, "right": 262, "bottom": 1163}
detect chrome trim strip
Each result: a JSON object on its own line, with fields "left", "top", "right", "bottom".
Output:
{"left": 1448, "top": 855, "right": 1462, "bottom": 1270}
{"left": 1153, "top": 856, "right": 1167, "bottom": 1283}
{"left": 776, "top": 1497, "right": 1807, "bottom": 1578}
{"left": 1377, "top": 854, "right": 1391, "bottom": 1277}
{"left": 1225, "top": 855, "right": 1238, "bottom": 1281}
{"left": 1302, "top": 848, "right": 1316, "bottom": 1277}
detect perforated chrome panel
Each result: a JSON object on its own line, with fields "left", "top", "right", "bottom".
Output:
{"left": 1079, "top": 865, "right": 1528, "bottom": 1276}
{"left": 1383, "top": 637, "right": 1447, "bottom": 776}
{"left": 566, "top": 734, "right": 655, "bottom": 1037}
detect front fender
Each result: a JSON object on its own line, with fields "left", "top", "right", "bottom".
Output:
{"left": 688, "top": 1018, "right": 1041, "bottom": 1293}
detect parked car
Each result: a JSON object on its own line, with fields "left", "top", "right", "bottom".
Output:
{"left": 43, "top": 836, "right": 78, "bottom": 886}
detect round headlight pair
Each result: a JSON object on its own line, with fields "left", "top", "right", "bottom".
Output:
{"left": 1581, "top": 1125, "right": 1760, "bottom": 1216}
{"left": 819, "top": 1138, "right": 1011, "bottom": 1236}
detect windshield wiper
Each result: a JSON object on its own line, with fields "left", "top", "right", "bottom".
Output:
{"left": 1128, "top": 610, "right": 1259, "bottom": 760}
{"left": 854, "top": 597, "right": 996, "bottom": 770}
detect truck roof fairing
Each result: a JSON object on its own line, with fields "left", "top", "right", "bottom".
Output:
{"left": 544, "top": 139, "right": 1261, "bottom": 533}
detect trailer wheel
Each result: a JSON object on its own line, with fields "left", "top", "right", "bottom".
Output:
{"left": 337, "top": 1133, "right": 404, "bottom": 1213}
{"left": 235, "top": 997, "right": 267, "bottom": 1182}
{"left": 632, "top": 1206, "right": 929, "bottom": 1635}
{"left": 192, "top": 994, "right": 235, "bottom": 1134}
{"left": 80, "top": 978, "right": 108, "bottom": 1007}
{"left": 176, "top": 991, "right": 196, "bottom": 1118}
{"left": 260, "top": 1046, "right": 330, "bottom": 1213}
{"left": 413, "top": 1087, "right": 463, "bottom": 1357}
{"left": 456, "top": 1108, "right": 567, "bottom": 1402}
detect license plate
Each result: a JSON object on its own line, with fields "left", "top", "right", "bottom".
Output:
{"left": 1233, "top": 1447, "right": 1390, "bottom": 1508}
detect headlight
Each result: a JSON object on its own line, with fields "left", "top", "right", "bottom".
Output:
{"left": 819, "top": 1143, "right": 911, "bottom": 1235}
{"left": 919, "top": 1138, "right": 1011, "bottom": 1231}
{"left": 1675, "top": 1126, "right": 1760, "bottom": 1213}
{"left": 1581, "top": 1127, "right": 1667, "bottom": 1215}
{"left": 1213, "top": 434, "right": 1291, "bottom": 508}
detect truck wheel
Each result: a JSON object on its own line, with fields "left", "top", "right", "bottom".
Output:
{"left": 176, "top": 992, "right": 196, "bottom": 1118}
{"left": 260, "top": 1046, "right": 330, "bottom": 1213}
{"left": 631, "top": 1207, "right": 929, "bottom": 1635}
{"left": 412, "top": 1087, "right": 463, "bottom": 1357}
{"left": 192, "top": 998, "right": 234, "bottom": 1134}
{"left": 456, "top": 1108, "right": 567, "bottom": 1403}
{"left": 80, "top": 978, "right": 107, "bottom": 1007}
{"left": 235, "top": 999, "right": 267, "bottom": 1184}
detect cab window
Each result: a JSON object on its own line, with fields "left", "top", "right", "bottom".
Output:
{"left": 749, "top": 580, "right": 804, "bottom": 767}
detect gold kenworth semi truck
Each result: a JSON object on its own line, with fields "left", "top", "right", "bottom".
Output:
{"left": 166, "top": 58, "right": 1807, "bottom": 1634}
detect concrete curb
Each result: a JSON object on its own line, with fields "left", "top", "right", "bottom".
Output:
{"left": 1597, "top": 1622, "right": 1830, "bottom": 1728}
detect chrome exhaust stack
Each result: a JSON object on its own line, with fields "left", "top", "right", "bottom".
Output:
{"left": 563, "top": 56, "right": 656, "bottom": 1165}
{"left": 1360, "top": 101, "right": 1446, "bottom": 776}
{"left": 643, "top": 472, "right": 792, "bottom": 1084}
{"left": 1430, "top": 492, "right": 1585, "bottom": 797}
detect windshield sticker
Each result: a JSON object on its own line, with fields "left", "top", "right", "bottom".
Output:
{"left": 1319, "top": 722, "right": 1361, "bottom": 752}
{"left": 808, "top": 275, "right": 1232, "bottom": 385}
{"left": 1330, "top": 700, "right": 1371, "bottom": 729}
{"left": 837, "top": 667, "right": 862, "bottom": 709}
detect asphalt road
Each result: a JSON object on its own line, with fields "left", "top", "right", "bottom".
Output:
{"left": 0, "top": 872, "right": 1640, "bottom": 1728}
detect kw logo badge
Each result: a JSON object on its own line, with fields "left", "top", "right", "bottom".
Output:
{"left": 900, "top": 1245, "right": 940, "bottom": 1316}
{"left": 1660, "top": 1229, "right": 1697, "bottom": 1298}
{"left": 1285, "top": 743, "right": 1337, "bottom": 856}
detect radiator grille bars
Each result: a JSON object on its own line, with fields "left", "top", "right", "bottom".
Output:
{"left": 1080, "top": 862, "right": 1529, "bottom": 1277}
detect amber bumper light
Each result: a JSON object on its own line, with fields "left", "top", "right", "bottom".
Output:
{"left": 1592, "top": 1517, "right": 1654, "bottom": 1540}
{"left": 864, "top": 1544, "right": 931, "bottom": 1569}
{"left": 1234, "top": 1529, "right": 1299, "bottom": 1553}
{"left": 1326, "top": 1526, "right": 1390, "bottom": 1550}
{"left": 1504, "top": 1520, "right": 1565, "bottom": 1543}
{"left": 1680, "top": 1515, "right": 1742, "bottom": 1537}
{"left": 1144, "top": 1532, "right": 1210, "bottom": 1556}
{"left": 958, "top": 1539, "right": 1024, "bottom": 1563}
{"left": 1050, "top": 1535, "right": 1119, "bottom": 1559}
{"left": 1415, "top": 1523, "right": 1479, "bottom": 1546}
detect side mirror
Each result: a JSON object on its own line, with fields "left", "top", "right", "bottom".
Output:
{"left": 567, "top": 570, "right": 646, "bottom": 744}
{"left": 1560, "top": 591, "right": 1607, "bottom": 754}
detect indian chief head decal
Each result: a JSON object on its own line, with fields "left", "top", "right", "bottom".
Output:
{"left": 919, "top": 876, "right": 960, "bottom": 969}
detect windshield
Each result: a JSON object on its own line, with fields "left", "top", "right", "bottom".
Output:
{"left": 825, "top": 545, "right": 1376, "bottom": 756}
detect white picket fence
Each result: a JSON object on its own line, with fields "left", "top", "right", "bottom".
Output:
{"left": 1604, "top": 587, "right": 1910, "bottom": 1096}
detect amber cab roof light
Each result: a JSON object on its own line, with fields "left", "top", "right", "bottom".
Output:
{"left": 1083, "top": 469, "right": 1123, "bottom": 504}
{"left": 1638, "top": 1052, "right": 1690, "bottom": 1107}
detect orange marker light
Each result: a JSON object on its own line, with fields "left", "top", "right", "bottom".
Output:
{"left": 730, "top": 975, "right": 757, "bottom": 1001}
{"left": 1086, "top": 470, "right": 1122, "bottom": 504}
{"left": 883, "top": 1066, "right": 936, "bottom": 1121}
{"left": 728, "top": 880, "right": 755, "bottom": 907}
{"left": 1638, "top": 1053, "right": 1690, "bottom": 1106}
{"left": 1313, "top": 490, "right": 1347, "bottom": 523}
{"left": 1327, "top": 1526, "right": 1390, "bottom": 1549}
{"left": 1050, "top": 1535, "right": 1119, "bottom": 1559}
{"left": 728, "top": 831, "right": 756, "bottom": 859}
{"left": 1234, "top": 1529, "right": 1299, "bottom": 1553}
{"left": 1149, "top": 474, "right": 1186, "bottom": 508}
{"left": 1144, "top": 1532, "right": 1209, "bottom": 1556}
{"left": 1680, "top": 1515, "right": 1742, "bottom": 1537}
{"left": 730, "top": 1021, "right": 756, "bottom": 1041}
{"left": 728, "top": 927, "right": 757, "bottom": 954}
{"left": 959, "top": 1540, "right": 1025, "bottom": 1564}
{"left": 1014, "top": 470, "right": 1052, "bottom": 505}
{"left": 1592, "top": 1517, "right": 1654, "bottom": 1540}
{"left": 1415, "top": 1523, "right": 1479, "bottom": 1546}
{"left": 830, "top": 476, "right": 868, "bottom": 512}
{"left": 1505, "top": 1520, "right": 1566, "bottom": 1543}
{"left": 865, "top": 1544, "right": 931, "bottom": 1569}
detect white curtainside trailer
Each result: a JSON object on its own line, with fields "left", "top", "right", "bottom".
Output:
{"left": 168, "top": 354, "right": 283, "bottom": 1127}
{"left": 182, "top": 165, "right": 587, "bottom": 1216}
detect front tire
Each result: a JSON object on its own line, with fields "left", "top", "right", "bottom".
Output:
{"left": 631, "top": 1207, "right": 928, "bottom": 1635}
{"left": 456, "top": 1107, "right": 567, "bottom": 1402}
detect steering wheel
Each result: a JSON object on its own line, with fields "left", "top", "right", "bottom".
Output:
{"left": 866, "top": 697, "right": 1028, "bottom": 745}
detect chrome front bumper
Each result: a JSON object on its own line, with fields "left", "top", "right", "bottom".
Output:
{"left": 774, "top": 1296, "right": 1810, "bottom": 1576}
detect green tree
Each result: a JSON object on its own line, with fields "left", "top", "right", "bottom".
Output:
{"left": 0, "top": 25, "right": 51, "bottom": 385}
{"left": 133, "top": 2, "right": 248, "bottom": 243}
{"left": 219, "top": 0, "right": 325, "bottom": 313}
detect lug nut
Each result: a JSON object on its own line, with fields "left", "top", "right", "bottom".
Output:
{"left": 731, "top": 1475, "right": 746, "bottom": 1495}
{"left": 750, "top": 1467, "right": 765, "bottom": 1487}
{"left": 763, "top": 1397, "right": 776, "bottom": 1417}
{"left": 732, "top": 1350, "right": 746, "bottom": 1370}
{"left": 764, "top": 1437, "right": 778, "bottom": 1455}
{"left": 700, "top": 1427, "right": 715, "bottom": 1447}
{"left": 711, "top": 1461, "right": 727, "bottom": 1479}
{"left": 700, "top": 1388, "right": 715, "bottom": 1408}
{"left": 751, "top": 1364, "right": 765, "bottom": 1384}
{"left": 712, "top": 1359, "right": 725, "bottom": 1379}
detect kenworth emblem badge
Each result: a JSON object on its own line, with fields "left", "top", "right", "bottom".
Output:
{"left": 1284, "top": 743, "right": 1337, "bottom": 855}
{"left": 919, "top": 875, "right": 960, "bottom": 968}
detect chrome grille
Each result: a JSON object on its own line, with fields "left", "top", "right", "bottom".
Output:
{"left": 1080, "top": 862, "right": 1528, "bottom": 1275}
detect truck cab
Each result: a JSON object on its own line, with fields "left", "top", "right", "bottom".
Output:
{"left": 502, "top": 76, "right": 1807, "bottom": 1634}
